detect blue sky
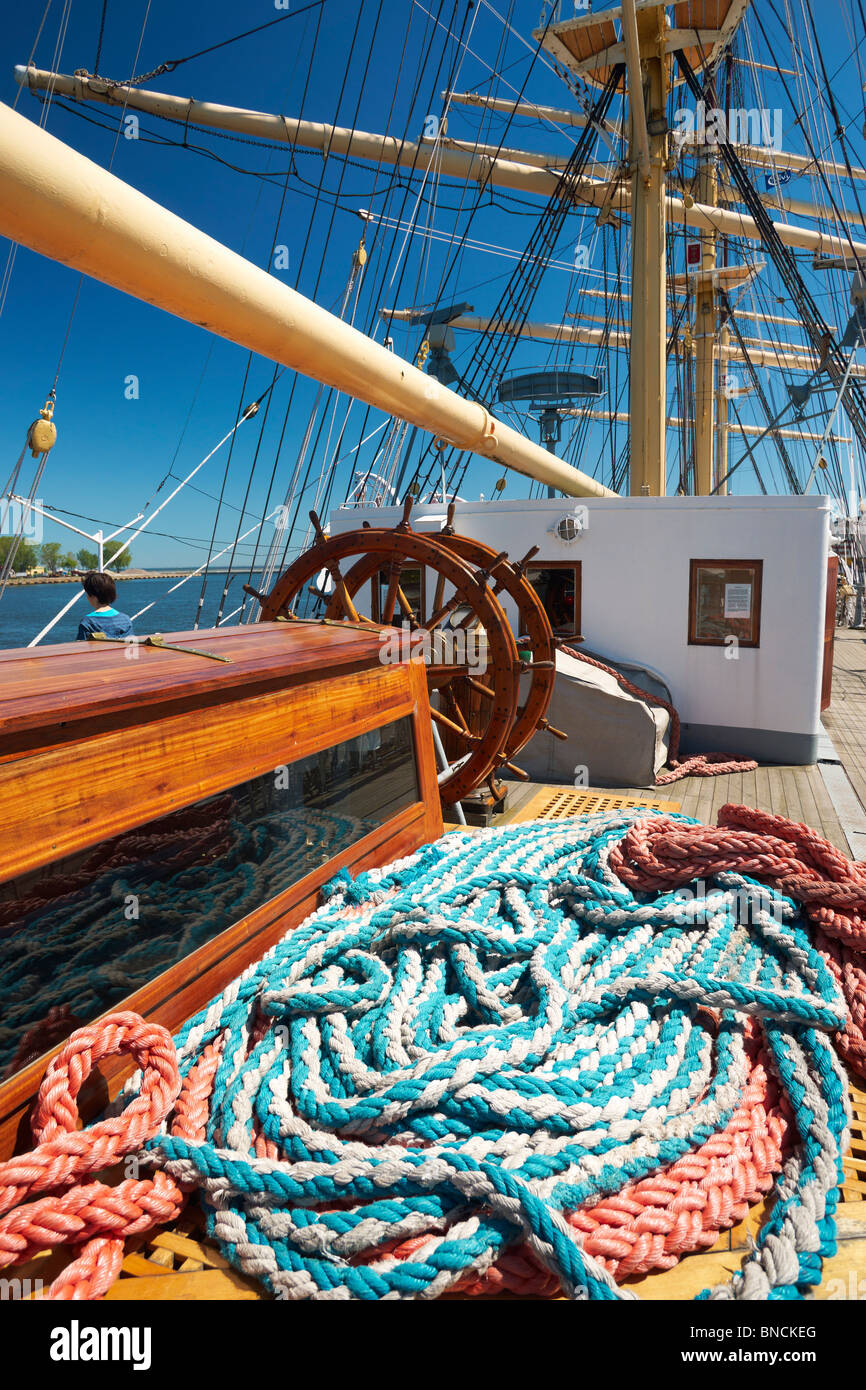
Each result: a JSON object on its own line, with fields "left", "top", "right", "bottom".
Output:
{"left": 2, "top": 0, "right": 866, "bottom": 569}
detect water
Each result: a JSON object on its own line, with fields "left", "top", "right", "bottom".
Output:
{"left": 0, "top": 573, "right": 267, "bottom": 649}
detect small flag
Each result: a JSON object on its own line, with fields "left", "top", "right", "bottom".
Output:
{"left": 686, "top": 241, "right": 701, "bottom": 267}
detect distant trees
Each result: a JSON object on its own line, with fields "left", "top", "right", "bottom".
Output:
{"left": 40, "top": 542, "right": 62, "bottom": 573}
{"left": 103, "top": 543, "right": 132, "bottom": 571}
{"left": 0, "top": 539, "right": 133, "bottom": 577}
{"left": 0, "top": 541, "right": 136, "bottom": 575}
{"left": 0, "top": 536, "right": 38, "bottom": 572}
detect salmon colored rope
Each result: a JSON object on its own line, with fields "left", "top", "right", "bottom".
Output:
{"left": 0, "top": 1012, "right": 186, "bottom": 1299}
{"left": 560, "top": 645, "right": 758, "bottom": 782}
{"left": 610, "top": 802, "right": 866, "bottom": 1076}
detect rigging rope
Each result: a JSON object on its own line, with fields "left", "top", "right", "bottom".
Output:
{"left": 1, "top": 805, "right": 860, "bottom": 1301}
{"left": 273, "top": 0, "right": 469, "bottom": 565}
{"left": 677, "top": 49, "right": 866, "bottom": 459}
{"left": 88, "top": 0, "right": 326, "bottom": 88}
{"left": 438, "top": 65, "right": 624, "bottom": 499}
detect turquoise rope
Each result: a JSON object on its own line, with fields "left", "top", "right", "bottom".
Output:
{"left": 125, "top": 812, "right": 849, "bottom": 1301}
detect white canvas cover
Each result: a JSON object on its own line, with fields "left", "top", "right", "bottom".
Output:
{"left": 517, "top": 650, "right": 672, "bottom": 788}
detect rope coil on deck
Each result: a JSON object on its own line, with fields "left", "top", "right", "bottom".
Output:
{"left": 3, "top": 808, "right": 857, "bottom": 1301}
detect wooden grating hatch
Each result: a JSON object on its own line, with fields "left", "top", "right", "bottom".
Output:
{"left": 841, "top": 1073, "right": 866, "bottom": 1203}
{"left": 512, "top": 787, "right": 682, "bottom": 822}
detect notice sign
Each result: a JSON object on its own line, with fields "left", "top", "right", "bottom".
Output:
{"left": 689, "top": 560, "right": 762, "bottom": 647}
{"left": 724, "top": 582, "right": 751, "bottom": 618}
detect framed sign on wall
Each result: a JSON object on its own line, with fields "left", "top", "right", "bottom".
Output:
{"left": 688, "top": 559, "right": 763, "bottom": 647}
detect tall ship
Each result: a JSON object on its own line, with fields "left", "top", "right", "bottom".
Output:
{"left": 1, "top": 0, "right": 866, "bottom": 1326}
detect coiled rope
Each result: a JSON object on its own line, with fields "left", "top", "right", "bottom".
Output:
{"left": 0, "top": 808, "right": 856, "bottom": 1301}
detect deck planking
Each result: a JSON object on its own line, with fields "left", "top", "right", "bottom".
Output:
{"left": 496, "top": 765, "right": 850, "bottom": 849}
{"left": 822, "top": 627, "right": 866, "bottom": 816}
{"left": 489, "top": 628, "right": 866, "bottom": 854}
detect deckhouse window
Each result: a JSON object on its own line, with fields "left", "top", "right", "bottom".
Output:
{"left": 525, "top": 562, "right": 581, "bottom": 639}
{"left": 688, "top": 560, "right": 763, "bottom": 647}
{"left": 371, "top": 565, "right": 426, "bottom": 624}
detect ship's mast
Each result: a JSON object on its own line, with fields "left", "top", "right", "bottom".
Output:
{"left": 12, "top": 0, "right": 866, "bottom": 504}
{"left": 537, "top": 1, "right": 750, "bottom": 494}
{"left": 694, "top": 153, "right": 719, "bottom": 494}
{"left": 624, "top": 1, "right": 668, "bottom": 495}
{"left": 716, "top": 318, "right": 731, "bottom": 494}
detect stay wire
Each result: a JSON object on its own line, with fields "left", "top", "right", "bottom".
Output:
{"left": 91, "top": 0, "right": 326, "bottom": 86}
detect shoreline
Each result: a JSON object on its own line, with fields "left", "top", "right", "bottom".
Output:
{"left": 4, "top": 571, "right": 232, "bottom": 585}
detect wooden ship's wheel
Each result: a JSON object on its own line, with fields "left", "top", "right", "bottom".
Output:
{"left": 255, "top": 501, "right": 566, "bottom": 807}
{"left": 434, "top": 504, "right": 564, "bottom": 768}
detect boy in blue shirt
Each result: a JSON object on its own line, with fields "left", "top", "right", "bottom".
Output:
{"left": 76, "top": 571, "right": 134, "bottom": 641}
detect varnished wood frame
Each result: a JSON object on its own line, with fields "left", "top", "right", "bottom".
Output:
{"left": 687, "top": 559, "right": 763, "bottom": 648}
{"left": 524, "top": 559, "right": 582, "bottom": 639}
{"left": 0, "top": 658, "right": 441, "bottom": 1158}
{"left": 0, "top": 659, "right": 435, "bottom": 884}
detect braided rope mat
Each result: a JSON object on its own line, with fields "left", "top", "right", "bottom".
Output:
{"left": 1, "top": 808, "right": 859, "bottom": 1301}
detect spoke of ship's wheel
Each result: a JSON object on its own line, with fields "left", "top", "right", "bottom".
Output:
{"left": 444, "top": 686, "right": 471, "bottom": 735}
{"left": 430, "top": 556, "right": 507, "bottom": 633}
{"left": 509, "top": 546, "right": 539, "bottom": 580}
{"left": 430, "top": 707, "right": 478, "bottom": 741}
{"left": 537, "top": 716, "right": 569, "bottom": 741}
{"left": 431, "top": 570, "right": 447, "bottom": 621}
{"left": 425, "top": 592, "right": 468, "bottom": 631}
{"left": 453, "top": 608, "right": 485, "bottom": 633}
{"left": 500, "top": 759, "right": 529, "bottom": 780}
{"left": 465, "top": 676, "right": 494, "bottom": 700}
{"left": 394, "top": 581, "right": 418, "bottom": 624}
{"left": 308, "top": 512, "right": 362, "bottom": 622}
{"left": 333, "top": 590, "right": 365, "bottom": 623}
{"left": 381, "top": 559, "right": 404, "bottom": 625}
{"left": 326, "top": 564, "right": 361, "bottom": 623}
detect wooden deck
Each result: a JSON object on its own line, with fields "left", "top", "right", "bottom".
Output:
{"left": 487, "top": 626, "right": 866, "bottom": 859}
{"left": 496, "top": 768, "right": 850, "bottom": 850}
{"left": 823, "top": 629, "right": 866, "bottom": 794}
